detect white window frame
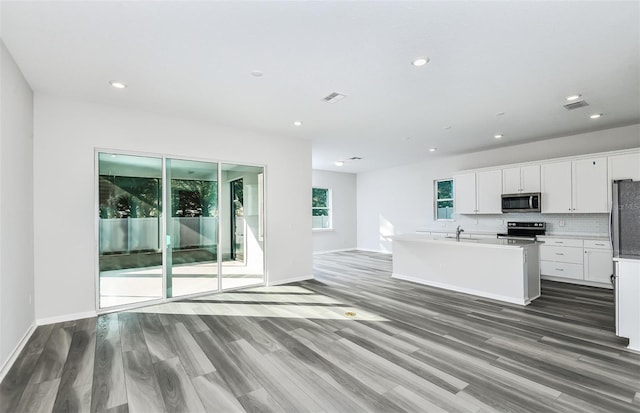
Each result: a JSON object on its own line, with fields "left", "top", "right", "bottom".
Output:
{"left": 312, "top": 187, "right": 332, "bottom": 230}
{"left": 434, "top": 178, "right": 455, "bottom": 221}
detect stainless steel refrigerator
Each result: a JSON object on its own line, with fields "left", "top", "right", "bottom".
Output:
{"left": 611, "top": 180, "right": 640, "bottom": 259}
{"left": 611, "top": 179, "right": 640, "bottom": 347}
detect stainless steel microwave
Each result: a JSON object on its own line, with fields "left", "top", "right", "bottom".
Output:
{"left": 501, "top": 193, "right": 541, "bottom": 213}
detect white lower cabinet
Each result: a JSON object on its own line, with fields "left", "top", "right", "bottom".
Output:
{"left": 584, "top": 241, "right": 614, "bottom": 284}
{"left": 538, "top": 236, "right": 613, "bottom": 287}
{"left": 540, "top": 260, "right": 583, "bottom": 279}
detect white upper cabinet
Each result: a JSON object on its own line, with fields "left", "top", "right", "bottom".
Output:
{"left": 572, "top": 157, "right": 608, "bottom": 213}
{"left": 454, "top": 172, "right": 477, "bottom": 214}
{"left": 541, "top": 158, "right": 608, "bottom": 213}
{"left": 608, "top": 152, "right": 640, "bottom": 182}
{"left": 607, "top": 151, "right": 640, "bottom": 202}
{"left": 502, "top": 165, "right": 540, "bottom": 194}
{"left": 541, "top": 161, "right": 573, "bottom": 213}
{"left": 476, "top": 170, "right": 503, "bottom": 213}
{"left": 502, "top": 167, "right": 522, "bottom": 194}
{"left": 454, "top": 170, "right": 502, "bottom": 214}
{"left": 521, "top": 165, "right": 541, "bottom": 193}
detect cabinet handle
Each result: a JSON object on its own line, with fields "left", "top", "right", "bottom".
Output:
{"left": 555, "top": 241, "right": 564, "bottom": 244}
{"left": 556, "top": 268, "right": 564, "bottom": 271}
{"left": 594, "top": 243, "right": 605, "bottom": 246}
{"left": 555, "top": 253, "right": 564, "bottom": 255}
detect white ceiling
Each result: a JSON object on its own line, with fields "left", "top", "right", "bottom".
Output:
{"left": 2, "top": 1, "right": 639, "bottom": 173}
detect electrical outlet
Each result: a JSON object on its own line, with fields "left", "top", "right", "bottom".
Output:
{"left": 559, "top": 220, "right": 566, "bottom": 227}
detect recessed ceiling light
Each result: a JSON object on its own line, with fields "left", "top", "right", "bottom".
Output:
{"left": 251, "top": 70, "right": 264, "bottom": 77}
{"left": 293, "top": 121, "right": 303, "bottom": 126}
{"left": 494, "top": 134, "right": 503, "bottom": 139}
{"left": 334, "top": 161, "right": 344, "bottom": 166}
{"left": 590, "top": 113, "right": 603, "bottom": 119}
{"left": 109, "top": 81, "right": 127, "bottom": 89}
{"left": 429, "top": 148, "right": 437, "bottom": 152}
{"left": 412, "top": 57, "right": 430, "bottom": 67}
{"left": 566, "top": 94, "right": 582, "bottom": 101}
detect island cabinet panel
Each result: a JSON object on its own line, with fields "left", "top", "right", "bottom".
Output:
{"left": 391, "top": 235, "right": 540, "bottom": 306}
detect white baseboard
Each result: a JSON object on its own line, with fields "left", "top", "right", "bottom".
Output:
{"left": 0, "top": 322, "right": 37, "bottom": 383}
{"left": 392, "top": 273, "right": 529, "bottom": 306}
{"left": 313, "top": 248, "right": 357, "bottom": 255}
{"left": 355, "top": 248, "right": 392, "bottom": 254}
{"left": 268, "top": 274, "right": 314, "bottom": 286}
{"left": 541, "top": 275, "right": 613, "bottom": 289}
{"left": 37, "top": 310, "right": 97, "bottom": 327}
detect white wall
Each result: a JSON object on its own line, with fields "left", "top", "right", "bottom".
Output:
{"left": 0, "top": 41, "right": 35, "bottom": 371}
{"left": 33, "top": 94, "right": 312, "bottom": 321}
{"left": 312, "top": 170, "right": 357, "bottom": 253}
{"left": 357, "top": 124, "right": 640, "bottom": 252}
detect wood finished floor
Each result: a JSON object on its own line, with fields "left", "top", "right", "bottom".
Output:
{"left": 2, "top": 250, "right": 639, "bottom": 412}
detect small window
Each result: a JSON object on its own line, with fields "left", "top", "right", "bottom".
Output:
{"left": 435, "top": 179, "right": 454, "bottom": 220}
{"left": 312, "top": 187, "right": 331, "bottom": 229}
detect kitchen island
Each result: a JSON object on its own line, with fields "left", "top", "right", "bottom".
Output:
{"left": 391, "top": 234, "right": 540, "bottom": 305}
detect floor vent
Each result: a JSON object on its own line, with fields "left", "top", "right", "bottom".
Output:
{"left": 344, "top": 311, "right": 357, "bottom": 317}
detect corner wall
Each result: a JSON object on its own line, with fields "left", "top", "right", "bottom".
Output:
{"left": 33, "top": 94, "right": 312, "bottom": 322}
{"left": 0, "top": 41, "right": 35, "bottom": 372}
{"left": 312, "top": 170, "right": 357, "bottom": 253}
{"left": 357, "top": 124, "right": 640, "bottom": 252}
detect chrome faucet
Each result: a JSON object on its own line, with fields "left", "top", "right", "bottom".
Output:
{"left": 456, "top": 225, "right": 464, "bottom": 241}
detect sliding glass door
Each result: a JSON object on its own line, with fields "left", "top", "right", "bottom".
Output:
{"left": 97, "top": 152, "right": 265, "bottom": 310}
{"left": 221, "top": 164, "right": 265, "bottom": 290}
{"left": 167, "top": 159, "right": 219, "bottom": 298}
{"left": 98, "top": 153, "right": 163, "bottom": 308}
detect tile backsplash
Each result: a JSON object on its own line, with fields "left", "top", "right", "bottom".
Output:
{"left": 430, "top": 213, "right": 609, "bottom": 237}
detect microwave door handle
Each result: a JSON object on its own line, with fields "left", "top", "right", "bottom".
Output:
{"left": 529, "top": 196, "right": 533, "bottom": 209}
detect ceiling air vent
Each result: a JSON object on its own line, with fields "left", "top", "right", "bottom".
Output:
{"left": 322, "top": 92, "right": 346, "bottom": 103}
{"left": 563, "top": 100, "right": 589, "bottom": 110}
{"left": 348, "top": 156, "right": 363, "bottom": 161}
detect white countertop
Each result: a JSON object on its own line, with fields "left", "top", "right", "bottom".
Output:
{"left": 417, "top": 228, "right": 498, "bottom": 236}
{"left": 391, "top": 233, "right": 536, "bottom": 249}
{"left": 614, "top": 257, "right": 640, "bottom": 263}
{"left": 539, "top": 234, "right": 609, "bottom": 240}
